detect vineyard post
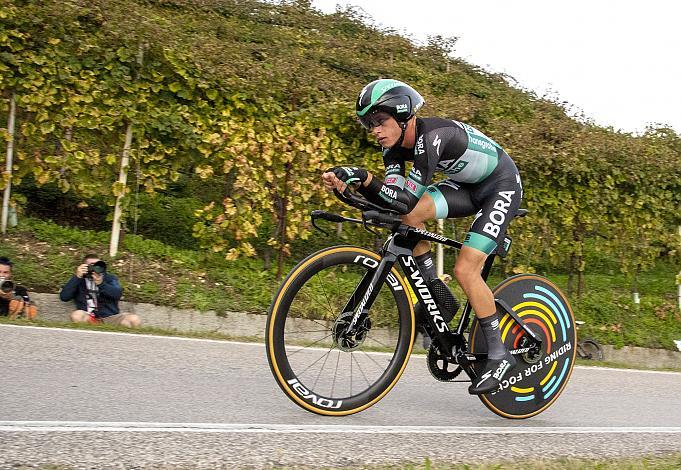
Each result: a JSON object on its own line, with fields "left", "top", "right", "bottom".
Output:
{"left": 1, "top": 92, "right": 16, "bottom": 235}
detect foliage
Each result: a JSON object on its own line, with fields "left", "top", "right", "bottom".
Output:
{"left": 134, "top": 194, "right": 202, "bottom": 249}
{"left": 1, "top": 0, "right": 680, "bottom": 289}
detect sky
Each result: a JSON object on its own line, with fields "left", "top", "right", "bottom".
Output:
{"left": 311, "top": 0, "right": 680, "bottom": 134}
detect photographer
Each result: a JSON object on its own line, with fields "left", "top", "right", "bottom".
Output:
{"left": 60, "top": 253, "right": 141, "bottom": 328}
{"left": 0, "top": 256, "right": 38, "bottom": 319}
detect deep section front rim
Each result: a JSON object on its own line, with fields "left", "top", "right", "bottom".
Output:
{"left": 266, "top": 246, "right": 414, "bottom": 415}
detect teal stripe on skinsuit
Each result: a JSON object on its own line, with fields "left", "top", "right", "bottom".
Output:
{"left": 464, "top": 232, "right": 497, "bottom": 255}
{"left": 426, "top": 186, "right": 449, "bottom": 219}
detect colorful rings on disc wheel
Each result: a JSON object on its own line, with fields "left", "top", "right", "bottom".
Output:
{"left": 470, "top": 274, "right": 577, "bottom": 419}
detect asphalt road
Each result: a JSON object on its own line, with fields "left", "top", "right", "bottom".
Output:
{"left": 1, "top": 324, "right": 680, "bottom": 468}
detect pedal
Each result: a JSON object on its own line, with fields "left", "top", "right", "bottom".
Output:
{"left": 429, "top": 278, "right": 460, "bottom": 323}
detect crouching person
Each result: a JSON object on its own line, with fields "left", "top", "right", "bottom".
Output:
{"left": 0, "top": 256, "right": 38, "bottom": 320}
{"left": 60, "top": 253, "right": 141, "bottom": 328}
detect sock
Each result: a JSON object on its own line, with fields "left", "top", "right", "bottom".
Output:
{"left": 479, "top": 312, "right": 507, "bottom": 360}
{"left": 415, "top": 252, "right": 437, "bottom": 282}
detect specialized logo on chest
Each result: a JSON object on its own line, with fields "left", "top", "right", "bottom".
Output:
{"left": 415, "top": 135, "right": 425, "bottom": 156}
{"left": 483, "top": 191, "right": 516, "bottom": 238}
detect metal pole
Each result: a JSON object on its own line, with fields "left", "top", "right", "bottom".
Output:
{"left": 678, "top": 225, "right": 681, "bottom": 311}
{"left": 1, "top": 92, "right": 16, "bottom": 235}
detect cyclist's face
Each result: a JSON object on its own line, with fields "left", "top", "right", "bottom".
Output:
{"left": 365, "top": 112, "right": 401, "bottom": 148}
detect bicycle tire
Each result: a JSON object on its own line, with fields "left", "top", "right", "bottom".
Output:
{"left": 469, "top": 274, "right": 577, "bottom": 419}
{"left": 578, "top": 338, "right": 604, "bottom": 361}
{"left": 266, "top": 246, "right": 415, "bottom": 416}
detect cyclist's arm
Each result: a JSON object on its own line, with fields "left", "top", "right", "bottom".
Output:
{"left": 356, "top": 156, "right": 413, "bottom": 214}
{"left": 358, "top": 148, "right": 438, "bottom": 215}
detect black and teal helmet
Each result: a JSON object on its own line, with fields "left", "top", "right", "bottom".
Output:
{"left": 356, "top": 79, "right": 425, "bottom": 129}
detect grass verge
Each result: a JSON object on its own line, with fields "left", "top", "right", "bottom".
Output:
{"left": 2, "top": 217, "right": 680, "bottom": 351}
{"left": 376, "top": 454, "right": 681, "bottom": 469}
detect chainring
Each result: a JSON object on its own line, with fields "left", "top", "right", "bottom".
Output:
{"left": 427, "top": 342, "right": 463, "bottom": 382}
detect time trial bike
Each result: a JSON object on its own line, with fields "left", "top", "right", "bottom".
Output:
{"left": 266, "top": 189, "right": 576, "bottom": 419}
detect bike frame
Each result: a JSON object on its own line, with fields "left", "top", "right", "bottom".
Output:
{"left": 344, "top": 222, "right": 541, "bottom": 379}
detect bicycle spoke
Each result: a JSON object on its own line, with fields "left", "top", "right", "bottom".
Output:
{"left": 350, "top": 351, "right": 353, "bottom": 396}
{"left": 360, "top": 349, "right": 389, "bottom": 371}
{"left": 286, "top": 332, "right": 334, "bottom": 355}
{"left": 284, "top": 329, "right": 331, "bottom": 335}
{"left": 295, "top": 347, "right": 335, "bottom": 379}
{"left": 315, "top": 272, "right": 339, "bottom": 318}
{"left": 312, "top": 347, "right": 333, "bottom": 390}
{"left": 331, "top": 350, "right": 340, "bottom": 397}
{"left": 364, "top": 333, "right": 395, "bottom": 351}
{"left": 293, "top": 290, "right": 333, "bottom": 322}
{"left": 287, "top": 306, "right": 331, "bottom": 330}
{"left": 352, "top": 352, "right": 372, "bottom": 388}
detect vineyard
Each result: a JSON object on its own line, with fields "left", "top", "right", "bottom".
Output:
{"left": 1, "top": 0, "right": 679, "bottom": 301}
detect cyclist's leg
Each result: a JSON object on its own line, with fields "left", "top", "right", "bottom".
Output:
{"left": 412, "top": 182, "right": 478, "bottom": 326}
{"left": 402, "top": 194, "right": 437, "bottom": 341}
{"left": 459, "top": 156, "right": 523, "bottom": 393}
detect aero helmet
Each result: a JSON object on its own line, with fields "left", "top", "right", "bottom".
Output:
{"left": 356, "top": 79, "right": 425, "bottom": 129}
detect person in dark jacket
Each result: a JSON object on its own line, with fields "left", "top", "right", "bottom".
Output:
{"left": 0, "top": 256, "right": 37, "bottom": 319}
{"left": 60, "top": 253, "right": 141, "bottom": 327}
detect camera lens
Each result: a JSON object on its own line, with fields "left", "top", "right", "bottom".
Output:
{"left": 93, "top": 261, "right": 106, "bottom": 274}
{"left": 1, "top": 280, "right": 14, "bottom": 293}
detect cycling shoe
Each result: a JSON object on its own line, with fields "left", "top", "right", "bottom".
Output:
{"left": 468, "top": 352, "right": 516, "bottom": 395}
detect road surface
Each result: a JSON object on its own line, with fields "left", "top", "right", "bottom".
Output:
{"left": 1, "top": 324, "right": 680, "bottom": 468}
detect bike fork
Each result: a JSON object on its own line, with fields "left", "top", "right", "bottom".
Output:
{"left": 343, "top": 252, "right": 398, "bottom": 335}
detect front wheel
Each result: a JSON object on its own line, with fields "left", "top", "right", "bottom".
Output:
{"left": 470, "top": 274, "right": 577, "bottom": 419}
{"left": 266, "top": 246, "right": 415, "bottom": 415}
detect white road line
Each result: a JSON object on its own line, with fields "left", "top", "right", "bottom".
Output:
{"left": 1, "top": 422, "right": 681, "bottom": 434}
{"left": 2, "top": 324, "right": 679, "bottom": 375}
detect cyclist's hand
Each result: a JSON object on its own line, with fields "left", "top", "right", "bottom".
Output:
{"left": 322, "top": 171, "right": 340, "bottom": 192}
{"left": 329, "top": 166, "right": 368, "bottom": 186}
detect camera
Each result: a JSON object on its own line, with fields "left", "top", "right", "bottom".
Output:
{"left": 85, "top": 260, "right": 107, "bottom": 279}
{"left": 0, "top": 277, "right": 14, "bottom": 293}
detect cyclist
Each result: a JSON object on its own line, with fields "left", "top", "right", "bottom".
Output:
{"left": 322, "top": 79, "right": 523, "bottom": 395}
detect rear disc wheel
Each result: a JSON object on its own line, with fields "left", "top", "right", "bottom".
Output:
{"left": 470, "top": 274, "right": 577, "bottom": 419}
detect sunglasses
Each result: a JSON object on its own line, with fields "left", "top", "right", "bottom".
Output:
{"left": 358, "top": 112, "right": 392, "bottom": 130}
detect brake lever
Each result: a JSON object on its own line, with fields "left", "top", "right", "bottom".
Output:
{"left": 310, "top": 210, "right": 331, "bottom": 236}
{"left": 361, "top": 212, "right": 379, "bottom": 235}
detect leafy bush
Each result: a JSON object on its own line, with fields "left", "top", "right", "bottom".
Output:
{"left": 134, "top": 195, "right": 202, "bottom": 249}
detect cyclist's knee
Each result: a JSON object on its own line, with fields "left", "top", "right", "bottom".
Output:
{"left": 454, "top": 248, "right": 486, "bottom": 285}
{"left": 402, "top": 194, "right": 435, "bottom": 226}
{"left": 453, "top": 263, "right": 473, "bottom": 286}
